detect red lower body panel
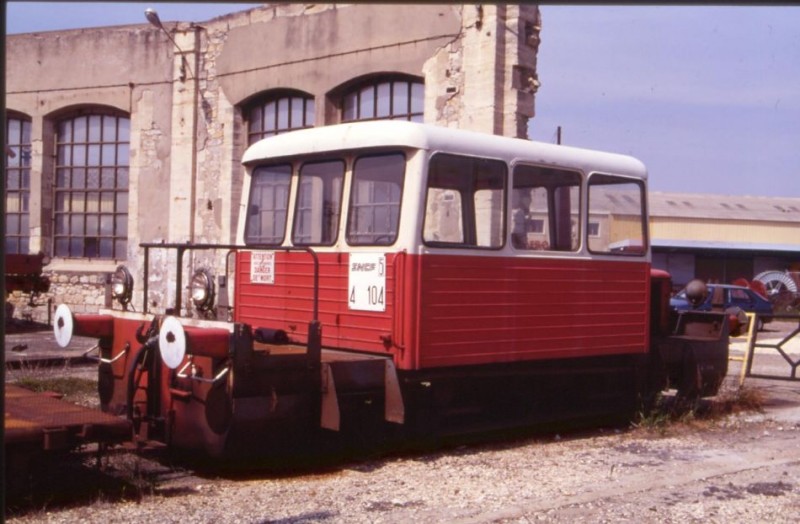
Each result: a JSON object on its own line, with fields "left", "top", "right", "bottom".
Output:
{"left": 234, "top": 250, "right": 650, "bottom": 372}
{"left": 416, "top": 255, "right": 650, "bottom": 367}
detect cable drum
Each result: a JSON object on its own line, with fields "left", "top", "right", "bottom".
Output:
{"left": 754, "top": 271, "right": 798, "bottom": 300}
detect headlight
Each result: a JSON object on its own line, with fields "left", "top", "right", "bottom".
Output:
{"left": 111, "top": 265, "right": 134, "bottom": 307}
{"left": 190, "top": 269, "right": 215, "bottom": 312}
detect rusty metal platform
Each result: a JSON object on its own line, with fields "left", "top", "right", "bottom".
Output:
{"left": 5, "top": 384, "right": 132, "bottom": 452}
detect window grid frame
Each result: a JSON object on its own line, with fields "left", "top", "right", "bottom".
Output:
{"left": 342, "top": 78, "right": 424, "bottom": 123}
{"left": 247, "top": 92, "right": 315, "bottom": 145}
{"left": 54, "top": 112, "right": 130, "bottom": 260}
{"left": 5, "top": 115, "right": 32, "bottom": 254}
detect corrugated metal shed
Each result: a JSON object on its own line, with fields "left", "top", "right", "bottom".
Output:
{"left": 649, "top": 192, "right": 800, "bottom": 223}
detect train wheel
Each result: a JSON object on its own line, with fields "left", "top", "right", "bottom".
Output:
{"left": 205, "top": 382, "right": 233, "bottom": 435}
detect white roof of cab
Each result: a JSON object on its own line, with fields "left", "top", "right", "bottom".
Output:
{"left": 242, "top": 121, "right": 647, "bottom": 179}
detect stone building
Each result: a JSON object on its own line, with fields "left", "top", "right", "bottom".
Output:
{"left": 5, "top": 3, "right": 542, "bottom": 321}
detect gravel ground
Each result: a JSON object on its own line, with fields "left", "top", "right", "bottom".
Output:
{"left": 5, "top": 321, "right": 800, "bottom": 522}
{"left": 6, "top": 403, "right": 800, "bottom": 523}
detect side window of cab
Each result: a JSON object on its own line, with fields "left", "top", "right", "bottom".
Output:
{"left": 423, "top": 154, "right": 506, "bottom": 249}
{"left": 587, "top": 174, "right": 647, "bottom": 255}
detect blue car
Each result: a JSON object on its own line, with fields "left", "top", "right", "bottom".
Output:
{"left": 670, "top": 283, "right": 773, "bottom": 331}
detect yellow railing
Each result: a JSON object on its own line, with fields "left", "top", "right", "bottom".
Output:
{"left": 736, "top": 312, "right": 800, "bottom": 385}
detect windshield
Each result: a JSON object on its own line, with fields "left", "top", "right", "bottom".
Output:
{"left": 245, "top": 164, "right": 292, "bottom": 245}
{"left": 346, "top": 153, "right": 405, "bottom": 246}
{"left": 292, "top": 160, "right": 345, "bottom": 246}
{"left": 245, "top": 151, "right": 409, "bottom": 247}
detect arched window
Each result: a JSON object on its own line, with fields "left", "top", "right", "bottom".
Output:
{"left": 342, "top": 77, "right": 424, "bottom": 123}
{"left": 54, "top": 111, "right": 130, "bottom": 259}
{"left": 247, "top": 90, "right": 315, "bottom": 145}
{"left": 5, "top": 114, "right": 32, "bottom": 254}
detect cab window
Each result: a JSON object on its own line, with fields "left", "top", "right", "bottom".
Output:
{"left": 423, "top": 154, "right": 506, "bottom": 248}
{"left": 245, "top": 164, "right": 291, "bottom": 245}
{"left": 292, "top": 160, "right": 345, "bottom": 245}
{"left": 346, "top": 153, "right": 405, "bottom": 245}
{"left": 512, "top": 165, "right": 581, "bottom": 251}
{"left": 587, "top": 174, "right": 647, "bottom": 255}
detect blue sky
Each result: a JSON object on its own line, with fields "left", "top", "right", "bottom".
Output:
{"left": 7, "top": 3, "right": 800, "bottom": 198}
{"left": 527, "top": 6, "right": 800, "bottom": 198}
{"left": 5, "top": 2, "right": 256, "bottom": 33}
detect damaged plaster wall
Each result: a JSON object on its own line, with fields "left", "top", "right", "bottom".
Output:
{"left": 424, "top": 4, "right": 540, "bottom": 137}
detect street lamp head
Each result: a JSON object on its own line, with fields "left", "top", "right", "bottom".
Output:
{"left": 145, "top": 6, "right": 193, "bottom": 83}
{"left": 145, "top": 8, "right": 163, "bottom": 29}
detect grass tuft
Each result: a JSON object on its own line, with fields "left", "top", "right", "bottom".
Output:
{"left": 15, "top": 376, "right": 97, "bottom": 401}
{"left": 633, "top": 384, "right": 765, "bottom": 435}
{"left": 707, "top": 384, "right": 765, "bottom": 416}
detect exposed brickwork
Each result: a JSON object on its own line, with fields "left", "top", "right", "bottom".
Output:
{"left": 425, "top": 4, "right": 539, "bottom": 137}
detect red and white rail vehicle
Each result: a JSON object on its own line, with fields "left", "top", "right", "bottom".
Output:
{"left": 55, "top": 121, "right": 729, "bottom": 459}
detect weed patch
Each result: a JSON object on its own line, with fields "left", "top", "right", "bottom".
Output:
{"left": 706, "top": 384, "right": 765, "bottom": 416}
{"left": 633, "top": 385, "right": 765, "bottom": 435}
{"left": 15, "top": 376, "right": 97, "bottom": 402}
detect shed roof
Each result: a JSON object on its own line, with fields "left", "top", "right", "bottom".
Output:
{"left": 651, "top": 238, "right": 800, "bottom": 254}
{"left": 649, "top": 191, "right": 800, "bottom": 223}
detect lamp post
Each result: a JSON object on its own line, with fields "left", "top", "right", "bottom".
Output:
{"left": 144, "top": 7, "right": 200, "bottom": 250}
{"left": 145, "top": 8, "right": 191, "bottom": 82}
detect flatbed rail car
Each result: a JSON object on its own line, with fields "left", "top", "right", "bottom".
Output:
{"left": 5, "top": 384, "right": 132, "bottom": 478}
{"left": 54, "top": 121, "right": 729, "bottom": 459}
